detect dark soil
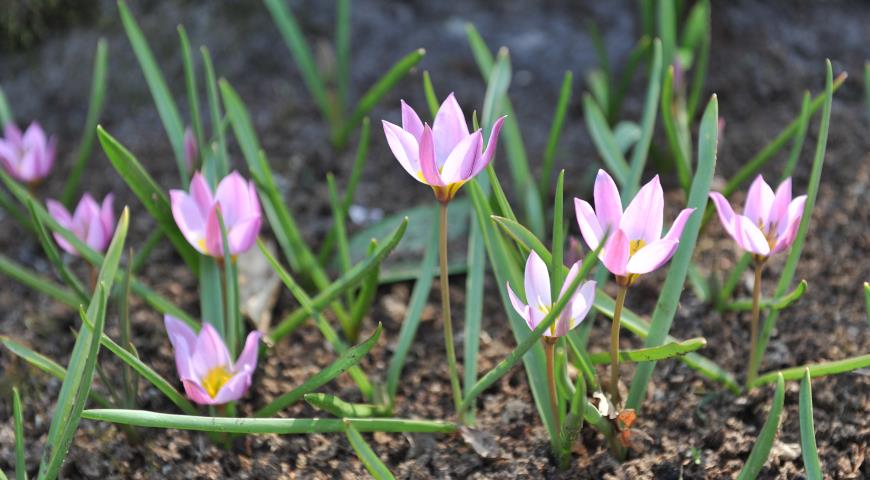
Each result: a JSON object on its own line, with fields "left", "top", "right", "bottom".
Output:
{"left": 1, "top": 0, "right": 869, "bottom": 478}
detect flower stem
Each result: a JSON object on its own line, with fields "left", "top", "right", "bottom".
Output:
{"left": 610, "top": 285, "right": 628, "bottom": 407}
{"left": 746, "top": 261, "right": 764, "bottom": 386}
{"left": 439, "top": 203, "right": 463, "bottom": 417}
{"left": 544, "top": 338, "right": 560, "bottom": 435}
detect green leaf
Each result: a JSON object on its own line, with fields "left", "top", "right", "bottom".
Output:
{"left": 61, "top": 38, "right": 108, "bottom": 205}
{"left": 660, "top": 66, "right": 692, "bottom": 191}
{"left": 588, "top": 338, "right": 707, "bottom": 364}
{"left": 97, "top": 126, "right": 200, "bottom": 272}
{"left": 304, "top": 394, "right": 390, "bottom": 418}
{"left": 624, "top": 39, "right": 662, "bottom": 199}
{"left": 782, "top": 91, "right": 812, "bottom": 180}
{"left": 737, "top": 374, "right": 785, "bottom": 480}
{"left": 117, "top": 0, "right": 188, "bottom": 183}
{"left": 0, "top": 85, "right": 12, "bottom": 125}
{"left": 217, "top": 211, "right": 241, "bottom": 356}
{"left": 723, "top": 279, "right": 807, "bottom": 312}
{"left": 750, "top": 61, "right": 834, "bottom": 382}
{"left": 201, "top": 47, "right": 229, "bottom": 178}
{"left": 684, "top": 0, "right": 711, "bottom": 119}
{"left": 625, "top": 95, "right": 719, "bottom": 411}
{"left": 335, "top": 0, "right": 351, "bottom": 111}
{"left": 865, "top": 282, "right": 870, "bottom": 328}
{"left": 0, "top": 253, "right": 80, "bottom": 308}
{"left": 481, "top": 47, "right": 511, "bottom": 132}
{"left": 27, "top": 200, "right": 89, "bottom": 302}
{"left": 39, "top": 209, "right": 127, "bottom": 479}
{"left": 13, "top": 387, "right": 26, "bottom": 480}
{"left": 611, "top": 37, "right": 651, "bottom": 121}
{"left": 462, "top": 215, "right": 485, "bottom": 423}
{"left": 799, "top": 369, "right": 823, "bottom": 479}
{"left": 750, "top": 353, "right": 870, "bottom": 387}
{"left": 263, "top": 0, "right": 333, "bottom": 126}
{"left": 178, "top": 26, "right": 205, "bottom": 162}
{"left": 657, "top": 0, "right": 677, "bottom": 69}
{"left": 334, "top": 48, "right": 425, "bottom": 148}
{"left": 422, "top": 71, "right": 439, "bottom": 117}
{"left": 82, "top": 409, "right": 457, "bottom": 434}
{"left": 344, "top": 422, "right": 395, "bottom": 480}
{"left": 558, "top": 367, "right": 586, "bottom": 469}
{"left": 550, "top": 171, "right": 566, "bottom": 299}
{"left": 386, "top": 214, "right": 438, "bottom": 401}
{"left": 254, "top": 255, "right": 384, "bottom": 416}
{"left": 539, "top": 71, "right": 573, "bottom": 197}
{"left": 270, "top": 218, "right": 408, "bottom": 342}
{"left": 582, "top": 94, "right": 630, "bottom": 185}
{"left": 198, "top": 256, "right": 225, "bottom": 336}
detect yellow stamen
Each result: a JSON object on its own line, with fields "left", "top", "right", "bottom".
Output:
{"left": 202, "top": 365, "right": 233, "bottom": 398}
{"left": 629, "top": 239, "right": 646, "bottom": 256}
{"left": 197, "top": 238, "right": 208, "bottom": 254}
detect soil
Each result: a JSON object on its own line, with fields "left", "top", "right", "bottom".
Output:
{"left": 1, "top": 0, "right": 869, "bottom": 478}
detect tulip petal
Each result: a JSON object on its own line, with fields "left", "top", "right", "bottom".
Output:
{"left": 204, "top": 204, "right": 223, "bottom": 257}
{"left": 418, "top": 125, "right": 444, "bottom": 186}
{"left": 164, "top": 315, "right": 198, "bottom": 379}
{"left": 432, "top": 93, "right": 469, "bottom": 164}
{"left": 439, "top": 131, "right": 482, "bottom": 184}
{"left": 228, "top": 216, "right": 262, "bottom": 255}
{"left": 734, "top": 215, "right": 771, "bottom": 256}
{"left": 570, "top": 280, "right": 597, "bottom": 323}
{"left": 574, "top": 197, "right": 604, "bottom": 250}
{"left": 382, "top": 120, "right": 422, "bottom": 181}
{"left": 212, "top": 372, "right": 253, "bottom": 404}
{"left": 170, "top": 190, "right": 207, "bottom": 254}
{"left": 601, "top": 228, "right": 630, "bottom": 276}
{"left": 773, "top": 195, "right": 806, "bottom": 253}
{"left": 557, "top": 261, "right": 581, "bottom": 300}
{"left": 621, "top": 175, "right": 663, "bottom": 243}
{"left": 46, "top": 199, "right": 77, "bottom": 255}
{"left": 400, "top": 100, "right": 424, "bottom": 140}
{"left": 472, "top": 115, "right": 506, "bottom": 178}
{"left": 234, "top": 330, "right": 262, "bottom": 374}
{"left": 215, "top": 171, "right": 253, "bottom": 225}
{"left": 593, "top": 170, "right": 623, "bottom": 232}
{"left": 626, "top": 238, "right": 679, "bottom": 274}
{"left": 709, "top": 192, "right": 738, "bottom": 238}
{"left": 100, "top": 194, "right": 115, "bottom": 237}
{"left": 189, "top": 172, "right": 214, "bottom": 217}
{"left": 182, "top": 379, "right": 216, "bottom": 404}
{"left": 85, "top": 213, "right": 108, "bottom": 251}
{"left": 662, "top": 208, "right": 695, "bottom": 243}
{"left": 524, "top": 251, "right": 551, "bottom": 309}
{"left": 191, "top": 323, "right": 232, "bottom": 379}
{"left": 744, "top": 175, "right": 775, "bottom": 226}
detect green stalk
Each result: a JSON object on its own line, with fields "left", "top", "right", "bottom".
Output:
{"left": 609, "top": 285, "right": 627, "bottom": 406}
{"left": 439, "top": 203, "right": 463, "bottom": 416}
{"left": 747, "top": 261, "right": 763, "bottom": 386}
{"left": 544, "top": 338, "right": 560, "bottom": 435}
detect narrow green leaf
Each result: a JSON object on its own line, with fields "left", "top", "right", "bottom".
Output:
{"left": 865, "top": 62, "right": 870, "bottom": 127}
{"left": 626, "top": 95, "right": 719, "bottom": 411}
{"left": 201, "top": 47, "right": 229, "bottom": 178}
{"left": 327, "top": 174, "right": 352, "bottom": 276}
{"left": 587, "top": 20, "right": 609, "bottom": 80}
{"left": 737, "top": 374, "right": 785, "bottom": 480}
{"left": 0, "top": 85, "right": 12, "bottom": 125}
{"left": 82, "top": 409, "right": 457, "bottom": 434}
{"left": 751, "top": 353, "right": 870, "bottom": 387}
{"left": 270, "top": 218, "right": 407, "bottom": 342}
{"left": 117, "top": 0, "right": 188, "bottom": 183}
{"left": 263, "top": 0, "right": 333, "bottom": 126}
{"left": 724, "top": 279, "right": 807, "bottom": 312}
{"left": 256, "top": 324, "right": 382, "bottom": 418}
{"left": 386, "top": 215, "right": 438, "bottom": 400}
{"left": 97, "top": 126, "right": 199, "bottom": 272}
{"left": 684, "top": 0, "right": 711, "bottom": 119}
{"left": 799, "top": 370, "right": 823, "bottom": 479}
{"left": 492, "top": 215, "right": 549, "bottom": 259}
{"left": 335, "top": 0, "right": 351, "bottom": 112}
{"left": 865, "top": 283, "right": 870, "bottom": 328}
{"left": 658, "top": 0, "right": 677, "bottom": 70}
{"left": 118, "top": 250, "right": 137, "bottom": 408}
{"left": 344, "top": 422, "right": 395, "bottom": 480}
{"left": 178, "top": 26, "right": 205, "bottom": 161}
{"left": 334, "top": 48, "right": 425, "bottom": 147}
{"left": 624, "top": 39, "right": 663, "bottom": 199}
{"left": 750, "top": 61, "right": 834, "bottom": 382}
{"left": 422, "top": 71, "right": 439, "bottom": 117}
{"left": 27, "top": 200, "right": 89, "bottom": 302}
{"left": 611, "top": 37, "right": 651, "bottom": 121}
{"left": 540, "top": 71, "right": 573, "bottom": 197}
{"left": 304, "top": 393, "right": 390, "bottom": 418}
{"left": 559, "top": 371, "right": 586, "bottom": 469}
{"left": 462, "top": 216, "right": 485, "bottom": 423}
{"left": 550, "top": 171, "right": 565, "bottom": 299}
{"left": 349, "top": 240, "right": 380, "bottom": 342}
{"left": 782, "top": 91, "right": 811, "bottom": 180}
{"left": 13, "top": 387, "right": 26, "bottom": 480}
{"left": 582, "top": 94, "right": 630, "bottom": 185}
{"left": 61, "top": 38, "right": 108, "bottom": 205}
{"left": 481, "top": 47, "right": 511, "bottom": 131}
{"left": 0, "top": 254, "right": 80, "bottom": 307}
{"left": 199, "top": 256, "right": 225, "bottom": 336}
{"left": 660, "top": 66, "right": 692, "bottom": 191}
{"left": 587, "top": 338, "right": 707, "bottom": 364}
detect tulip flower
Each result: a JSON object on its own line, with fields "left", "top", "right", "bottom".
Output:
{"left": 709, "top": 175, "right": 806, "bottom": 385}
{"left": 184, "top": 127, "right": 199, "bottom": 172}
{"left": 383, "top": 93, "right": 506, "bottom": 204}
{"left": 46, "top": 193, "right": 115, "bottom": 255}
{"left": 709, "top": 175, "right": 806, "bottom": 259}
{"left": 574, "top": 169, "right": 695, "bottom": 287}
{"left": 170, "top": 171, "right": 262, "bottom": 258}
{"left": 0, "top": 122, "right": 55, "bottom": 184}
{"left": 164, "top": 315, "right": 261, "bottom": 405}
{"left": 574, "top": 169, "right": 694, "bottom": 406}
{"left": 507, "top": 250, "right": 595, "bottom": 434}
{"left": 507, "top": 251, "right": 596, "bottom": 338}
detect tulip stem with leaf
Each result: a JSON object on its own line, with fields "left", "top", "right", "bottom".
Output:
{"left": 383, "top": 93, "right": 505, "bottom": 418}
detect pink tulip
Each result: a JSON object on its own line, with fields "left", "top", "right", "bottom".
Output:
{"left": 575, "top": 169, "right": 694, "bottom": 286}
{"left": 709, "top": 175, "right": 806, "bottom": 258}
{"left": 46, "top": 193, "right": 115, "bottom": 255}
{"left": 164, "top": 315, "right": 261, "bottom": 405}
{"left": 383, "top": 93, "right": 506, "bottom": 203}
{"left": 170, "top": 171, "right": 262, "bottom": 258}
{"left": 184, "top": 127, "right": 199, "bottom": 172}
{"left": 507, "top": 251, "right": 596, "bottom": 337}
{"left": 0, "top": 122, "right": 55, "bottom": 183}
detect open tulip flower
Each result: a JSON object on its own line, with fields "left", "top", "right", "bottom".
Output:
{"left": 575, "top": 169, "right": 695, "bottom": 287}
{"left": 507, "top": 251, "right": 596, "bottom": 337}
{"left": 0, "top": 121, "right": 55, "bottom": 184}
{"left": 383, "top": 93, "right": 506, "bottom": 203}
{"left": 46, "top": 193, "right": 115, "bottom": 255}
{"left": 709, "top": 175, "right": 806, "bottom": 260}
{"left": 170, "top": 171, "right": 262, "bottom": 258}
{"left": 165, "top": 315, "right": 261, "bottom": 405}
